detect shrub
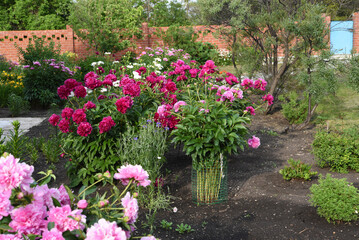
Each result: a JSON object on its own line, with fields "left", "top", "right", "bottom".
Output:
{"left": 279, "top": 158, "right": 317, "bottom": 181}
{"left": 278, "top": 91, "right": 308, "bottom": 124}
{"left": 15, "top": 37, "right": 61, "bottom": 66}
{"left": 312, "top": 126, "right": 359, "bottom": 173}
{"left": 8, "top": 93, "right": 30, "bottom": 117}
{"left": 156, "top": 25, "right": 217, "bottom": 64}
{"left": 22, "top": 59, "right": 76, "bottom": 107}
{"left": 309, "top": 174, "right": 359, "bottom": 223}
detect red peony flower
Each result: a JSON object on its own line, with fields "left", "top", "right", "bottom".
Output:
{"left": 77, "top": 122, "right": 92, "bottom": 137}
{"left": 64, "top": 79, "right": 80, "bottom": 90}
{"left": 61, "top": 107, "right": 74, "bottom": 119}
{"left": 74, "top": 85, "right": 87, "bottom": 98}
{"left": 84, "top": 101, "right": 96, "bottom": 110}
{"left": 72, "top": 109, "right": 87, "bottom": 124}
{"left": 85, "top": 77, "right": 102, "bottom": 90}
{"left": 57, "top": 85, "right": 71, "bottom": 99}
{"left": 123, "top": 83, "right": 141, "bottom": 97}
{"left": 48, "top": 114, "right": 60, "bottom": 126}
{"left": 99, "top": 116, "right": 116, "bottom": 134}
{"left": 58, "top": 119, "right": 70, "bottom": 133}
{"left": 115, "top": 96, "right": 133, "bottom": 114}
{"left": 262, "top": 94, "right": 274, "bottom": 106}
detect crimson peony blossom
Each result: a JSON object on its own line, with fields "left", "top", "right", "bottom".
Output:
{"left": 84, "top": 101, "right": 96, "bottom": 110}
{"left": 115, "top": 96, "right": 133, "bottom": 114}
{"left": 74, "top": 85, "right": 87, "bottom": 98}
{"left": 114, "top": 164, "right": 151, "bottom": 187}
{"left": 57, "top": 85, "right": 71, "bottom": 99}
{"left": 58, "top": 119, "right": 70, "bottom": 133}
{"left": 61, "top": 107, "right": 74, "bottom": 119}
{"left": 77, "top": 122, "right": 92, "bottom": 137}
{"left": 123, "top": 83, "right": 141, "bottom": 97}
{"left": 248, "top": 135, "right": 260, "bottom": 148}
{"left": 85, "top": 77, "right": 102, "bottom": 90}
{"left": 48, "top": 114, "right": 60, "bottom": 126}
{"left": 64, "top": 78, "right": 80, "bottom": 90}
{"left": 99, "top": 116, "right": 116, "bottom": 134}
{"left": 72, "top": 109, "right": 87, "bottom": 124}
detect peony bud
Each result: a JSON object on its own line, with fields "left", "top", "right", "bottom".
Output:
{"left": 77, "top": 199, "right": 88, "bottom": 209}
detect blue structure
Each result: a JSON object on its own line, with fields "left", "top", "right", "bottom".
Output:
{"left": 330, "top": 21, "right": 353, "bottom": 54}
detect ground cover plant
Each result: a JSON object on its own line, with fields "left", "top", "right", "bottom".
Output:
{"left": 279, "top": 158, "right": 317, "bottom": 181}
{"left": 309, "top": 174, "right": 359, "bottom": 223}
{"left": 312, "top": 125, "right": 359, "bottom": 173}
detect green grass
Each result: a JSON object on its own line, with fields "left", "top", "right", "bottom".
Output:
{"left": 316, "top": 86, "right": 359, "bottom": 126}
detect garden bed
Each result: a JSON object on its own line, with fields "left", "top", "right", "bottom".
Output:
{"left": 20, "top": 111, "right": 359, "bottom": 239}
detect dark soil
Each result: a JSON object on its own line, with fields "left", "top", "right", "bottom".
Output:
{"left": 10, "top": 109, "right": 359, "bottom": 240}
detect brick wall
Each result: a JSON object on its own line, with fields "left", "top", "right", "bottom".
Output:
{"left": 0, "top": 14, "right": 340, "bottom": 63}
{"left": 0, "top": 23, "right": 232, "bottom": 63}
{"left": 353, "top": 12, "right": 359, "bottom": 53}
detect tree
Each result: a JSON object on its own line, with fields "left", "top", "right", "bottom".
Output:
{"left": 150, "top": 0, "right": 190, "bottom": 26}
{"left": 0, "top": 0, "right": 71, "bottom": 30}
{"left": 198, "top": 0, "right": 250, "bottom": 73}
{"left": 199, "top": 0, "right": 331, "bottom": 111}
{"left": 69, "top": 0, "right": 143, "bottom": 54}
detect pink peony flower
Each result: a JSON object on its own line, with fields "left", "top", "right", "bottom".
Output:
{"left": 104, "top": 74, "right": 117, "bottom": 84}
{"left": 121, "top": 192, "right": 139, "bottom": 224}
{"left": 173, "top": 101, "right": 187, "bottom": 112}
{"left": 58, "top": 185, "right": 71, "bottom": 206}
{"left": 220, "top": 90, "right": 235, "bottom": 102}
{"left": 116, "top": 96, "right": 133, "bottom": 114}
{"left": 49, "top": 114, "right": 61, "bottom": 126}
{"left": 262, "top": 94, "right": 274, "bottom": 106}
{"left": 42, "top": 228, "right": 65, "bottom": 240}
{"left": 9, "top": 203, "right": 47, "bottom": 235}
{"left": 225, "top": 75, "right": 239, "bottom": 85}
{"left": 245, "top": 106, "right": 255, "bottom": 115}
{"left": 0, "top": 190, "right": 12, "bottom": 220}
{"left": 28, "top": 185, "right": 60, "bottom": 209}
{"left": 254, "top": 78, "right": 267, "bottom": 91}
{"left": 61, "top": 107, "right": 74, "bottom": 119}
{"left": 57, "top": 85, "right": 71, "bottom": 99}
{"left": 0, "top": 154, "right": 33, "bottom": 192}
{"left": 72, "top": 109, "right": 87, "bottom": 124}
{"left": 241, "top": 78, "right": 254, "bottom": 89}
{"left": 120, "top": 76, "right": 135, "bottom": 87}
{"left": 156, "top": 105, "right": 167, "bottom": 117}
{"left": 114, "top": 164, "right": 151, "bottom": 187}
{"left": 248, "top": 135, "right": 260, "bottom": 149}
{"left": 123, "top": 83, "right": 141, "bottom": 97}
{"left": 85, "top": 218, "right": 126, "bottom": 240}
{"left": 77, "top": 122, "right": 92, "bottom": 137}
{"left": 136, "top": 66, "right": 147, "bottom": 75}
{"left": 48, "top": 205, "right": 86, "bottom": 232}
{"left": 58, "top": 119, "right": 70, "bottom": 133}
{"left": 84, "top": 101, "right": 96, "bottom": 110}
{"left": 0, "top": 234, "right": 22, "bottom": 240}
{"left": 216, "top": 85, "right": 230, "bottom": 96}
{"left": 141, "top": 236, "right": 157, "bottom": 240}
{"left": 74, "top": 85, "right": 87, "bottom": 98}
{"left": 189, "top": 68, "right": 199, "bottom": 78}
{"left": 99, "top": 116, "right": 116, "bottom": 134}
{"left": 77, "top": 200, "right": 88, "bottom": 209}
{"left": 84, "top": 71, "right": 99, "bottom": 80}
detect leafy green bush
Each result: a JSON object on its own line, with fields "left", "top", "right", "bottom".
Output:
{"left": 279, "top": 158, "right": 317, "bottom": 181}
{"left": 8, "top": 93, "right": 30, "bottom": 117}
{"left": 22, "top": 59, "right": 75, "bottom": 107}
{"left": 15, "top": 37, "right": 61, "bottom": 65}
{"left": 0, "top": 55, "right": 12, "bottom": 72}
{"left": 309, "top": 174, "right": 359, "bottom": 223}
{"left": 312, "top": 126, "right": 359, "bottom": 173}
{"left": 156, "top": 25, "right": 217, "bottom": 64}
{"left": 278, "top": 91, "right": 308, "bottom": 124}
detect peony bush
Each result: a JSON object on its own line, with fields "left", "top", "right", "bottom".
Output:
{"left": 0, "top": 153, "right": 157, "bottom": 240}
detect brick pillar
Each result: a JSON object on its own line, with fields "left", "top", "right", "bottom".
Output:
{"left": 353, "top": 12, "right": 359, "bottom": 54}
{"left": 142, "top": 22, "right": 150, "bottom": 48}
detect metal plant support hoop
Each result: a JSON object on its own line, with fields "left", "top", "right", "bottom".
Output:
{"left": 191, "top": 154, "right": 228, "bottom": 205}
